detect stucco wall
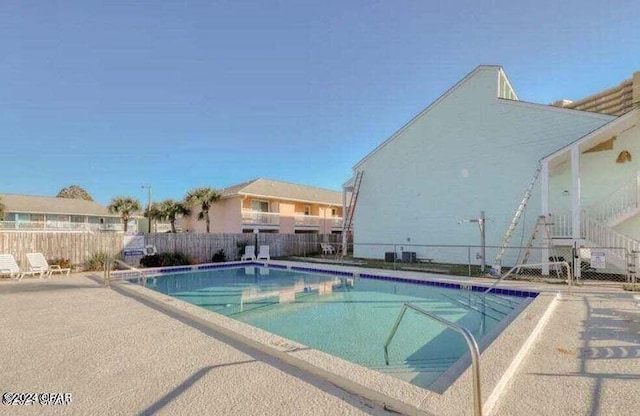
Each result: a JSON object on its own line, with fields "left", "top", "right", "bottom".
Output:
{"left": 184, "top": 197, "right": 242, "bottom": 233}
{"left": 351, "top": 66, "right": 613, "bottom": 263}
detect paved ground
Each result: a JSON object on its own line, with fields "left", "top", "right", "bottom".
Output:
{"left": 0, "top": 275, "right": 391, "bottom": 416}
{"left": 1, "top": 273, "right": 639, "bottom": 415}
{"left": 493, "top": 288, "right": 640, "bottom": 416}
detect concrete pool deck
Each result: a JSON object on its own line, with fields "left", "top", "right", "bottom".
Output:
{"left": 1, "top": 267, "right": 639, "bottom": 415}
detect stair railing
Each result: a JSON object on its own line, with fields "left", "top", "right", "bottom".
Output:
{"left": 585, "top": 173, "right": 639, "bottom": 224}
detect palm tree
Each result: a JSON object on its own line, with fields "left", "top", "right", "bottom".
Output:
{"left": 149, "top": 199, "right": 190, "bottom": 233}
{"left": 107, "top": 196, "right": 141, "bottom": 232}
{"left": 184, "top": 187, "right": 221, "bottom": 233}
{"left": 0, "top": 197, "right": 5, "bottom": 220}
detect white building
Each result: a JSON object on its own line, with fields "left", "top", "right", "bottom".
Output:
{"left": 343, "top": 65, "right": 640, "bottom": 274}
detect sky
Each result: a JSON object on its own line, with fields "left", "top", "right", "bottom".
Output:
{"left": 1, "top": 0, "right": 639, "bottom": 205}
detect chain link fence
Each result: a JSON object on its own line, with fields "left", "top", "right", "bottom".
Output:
{"left": 278, "top": 241, "right": 636, "bottom": 286}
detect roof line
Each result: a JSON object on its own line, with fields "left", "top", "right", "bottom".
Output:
{"left": 541, "top": 108, "right": 639, "bottom": 162}
{"left": 353, "top": 65, "right": 500, "bottom": 170}
{"left": 2, "top": 210, "right": 120, "bottom": 217}
{"left": 496, "top": 97, "right": 618, "bottom": 120}
{"left": 220, "top": 177, "right": 341, "bottom": 197}
{"left": 237, "top": 192, "right": 342, "bottom": 206}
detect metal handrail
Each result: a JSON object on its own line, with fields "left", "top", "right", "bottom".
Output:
{"left": 104, "top": 258, "right": 146, "bottom": 287}
{"left": 484, "top": 261, "right": 572, "bottom": 296}
{"left": 383, "top": 303, "right": 482, "bottom": 416}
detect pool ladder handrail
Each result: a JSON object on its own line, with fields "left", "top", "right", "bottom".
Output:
{"left": 483, "top": 261, "right": 572, "bottom": 296}
{"left": 383, "top": 302, "right": 482, "bottom": 416}
{"left": 103, "top": 258, "right": 146, "bottom": 287}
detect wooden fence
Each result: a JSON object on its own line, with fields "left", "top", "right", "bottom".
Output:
{"left": 145, "top": 232, "right": 339, "bottom": 263}
{"left": 0, "top": 232, "right": 124, "bottom": 268}
{"left": 0, "top": 232, "right": 340, "bottom": 268}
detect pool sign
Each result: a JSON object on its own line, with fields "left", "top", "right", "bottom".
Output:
{"left": 590, "top": 251, "right": 606, "bottom": 269}
{"left": 123, "top": 233, "right": 145, "bottom": 256}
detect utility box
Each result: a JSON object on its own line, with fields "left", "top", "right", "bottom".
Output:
{"left": 402, "top": 251, "right": 417, "bottom": 263}
{"left": 385, "top": 252, "right": 397, "bottom": 263}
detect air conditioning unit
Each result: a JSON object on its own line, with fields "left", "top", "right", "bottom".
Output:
{"left": 402, "top": 252, "right": 417, "bottom": 263}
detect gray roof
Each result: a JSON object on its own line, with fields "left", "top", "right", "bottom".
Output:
{"left": 0, "top": 194, "right": 119, "bottom": 217}
{"left": 220, "top": 178, "right": 343, "bottom": 205}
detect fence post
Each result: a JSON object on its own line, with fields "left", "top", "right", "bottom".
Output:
{"left": 468, "top": 246, "right": 471, "bottom": 277}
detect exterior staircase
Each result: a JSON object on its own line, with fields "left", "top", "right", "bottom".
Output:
{"left": 546, "top": 174, "right": 640, "bottom": 273}
{"left": 586, "top": 173, "right": 640, "bottom": 226}
{"left": 581, "top": 214, "right": 638, "bottom": 270}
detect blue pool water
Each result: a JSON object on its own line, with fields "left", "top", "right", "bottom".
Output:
{"left": 144, "top": 266, "right": 532, "bottom": 389}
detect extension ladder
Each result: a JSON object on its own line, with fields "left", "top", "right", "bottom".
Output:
{"left": 491, "top": 164, "right": 543, "bottom": 274}
{"left": 341, "top": 171, "right": 364, "bottom": 256}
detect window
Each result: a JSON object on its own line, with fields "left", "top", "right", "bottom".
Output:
{"left": 331, "top": 208, "right": 337, "bottom": 217}
{"left": 251, "top": 200, "right": 269, "bottom": 212}
{"left": 304, "top": 205, "right": 311, "bottom": 215}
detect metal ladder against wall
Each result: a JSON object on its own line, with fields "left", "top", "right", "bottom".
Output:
{"left": 341, "top": 171, "right": 364, "bottom": 256}
{"left": 492, "top": 164, "right": 543, "bottom": 273}
{"left": 516, "top": 215, "right": 559, "bottom": 276}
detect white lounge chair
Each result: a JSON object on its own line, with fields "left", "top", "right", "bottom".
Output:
{"left": 26, "top": 253, "right": 71, "bottom": 277}
{"left": 0, "top": 254, "right": 43, "bottom": 280}
{"left": 241, "top": 245, "right": 256, "bottom": 261}
{"left": 321, "top": 243, "right": 335, "bottom": 256}
{"left": 257, "top": 245, "right": 270, "bottom": 261}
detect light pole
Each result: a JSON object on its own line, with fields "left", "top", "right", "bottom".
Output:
{"left": 141, "top": 185, "right": 152, "bottom": 233}
{"left": 462, "top": 211, "right": 487, "bottom": 273}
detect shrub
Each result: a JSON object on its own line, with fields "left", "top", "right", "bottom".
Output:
{"left": 48, "top": 258, "right": 71, "bottom": 269}
{"left": 139, "top": 254, "right": 161, "bottom": 268}
{"left": 140, "top": 252, "right": 192, "bottom": 268}
{"left": 211, "top": 249, "right": 226, "bottom": 263}
{"left": 236, "top": 240, "right": 249, "bottom": 260}
{"left": 84, "top": 252, "right": 108, "bottom": 271}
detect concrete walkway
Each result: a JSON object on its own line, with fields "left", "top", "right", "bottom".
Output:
{"left": 1, "top": 273, "right": 639, "bottom": 415}
{"left": 493, "top": 289, "right": 640, "bottom": 416}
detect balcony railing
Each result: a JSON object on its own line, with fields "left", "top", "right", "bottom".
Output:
{"left": 328, "top": 217, "right": 344, "bottom": 228}
{"left": 0, "top": 221, "right": 126, "bottom": 232}
{"left": 586, "top": 173, "right": 639, "bottom": 225}
{"left": 549, "top": 212, "right": 572, "bottom": 238}
{"left": 242, "top": 210, "right": 280, "bottom": 226}
{"left": 294, "top": 215, "right": 320, "bottom": 227}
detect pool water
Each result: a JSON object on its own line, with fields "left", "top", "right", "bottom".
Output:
{"left": 145, "top": 266, "right": 530, "bottom": 389}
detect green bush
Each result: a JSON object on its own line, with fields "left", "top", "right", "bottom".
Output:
{"left": 84, "top": 252, "right": 108, "bottom": 271}
{"left": 211, "top": 249, "right": 226, "bottom": 263}
{"left": 140, "top": 252, "right": 192, "bottom": 268}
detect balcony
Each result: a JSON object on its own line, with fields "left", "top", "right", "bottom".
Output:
{"left": 242, "top": 210, "right": 280, "bottom": 227}
{"left": 328, "top": 217, "right": 344, "bottom": 229}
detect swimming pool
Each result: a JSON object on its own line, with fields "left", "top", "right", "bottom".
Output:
{"left": 142, "top": 265, "right": 534, "bottom": 390}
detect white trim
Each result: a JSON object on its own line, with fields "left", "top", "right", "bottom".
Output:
{"left": 541, "top": 161, "right": 550, "bottom": 276}
{"left": 497, "top": 68, "right": 519, "bottom": 101}
{"left": 571, "top": 147, "right": 581, "bottom": 242}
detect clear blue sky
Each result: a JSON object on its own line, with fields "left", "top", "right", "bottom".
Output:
{"left": 1, "top": 0, "right": 639, "bottom": 205}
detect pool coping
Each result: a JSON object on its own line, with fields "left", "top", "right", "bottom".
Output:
{"left": 111, "top": 260, "right": 561, "bottom": 416}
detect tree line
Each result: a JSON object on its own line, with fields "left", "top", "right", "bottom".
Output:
{"left": 107, "top": 187, "right": 220, "bottom": 233}
{"left": 0, "top": 185, "right": 220, "bottom": 233}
